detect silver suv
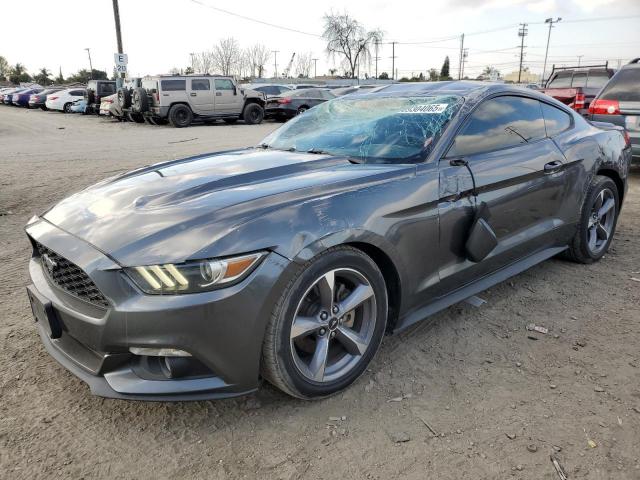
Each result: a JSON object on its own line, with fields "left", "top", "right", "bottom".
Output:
{"left": 137, "top": 75, "right": 266, "bottom": 127}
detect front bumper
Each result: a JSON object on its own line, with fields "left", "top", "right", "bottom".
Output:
{"left": 26, "top": 219, "right": 291, "bottom": 401}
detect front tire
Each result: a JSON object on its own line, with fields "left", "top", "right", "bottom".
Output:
{"left": 261, "top": 246, "right": 387, "bottom": 399}
{"left": 565, "top": 175, "right": 619, "bottom": 264}
{"left": 63, "top": 103, "right": 72, "bottom": 113}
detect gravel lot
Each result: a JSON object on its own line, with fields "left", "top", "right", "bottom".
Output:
{"left": 1, "top": 106, "right": 639, "bottom": 479}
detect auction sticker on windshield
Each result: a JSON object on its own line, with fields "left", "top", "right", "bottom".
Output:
{"left": 401, "top": 104, "right": 448, "bottom": 114}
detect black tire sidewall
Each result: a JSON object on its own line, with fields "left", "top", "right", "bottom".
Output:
{"left": 169, "top": 104, "right": 193, "bottom": 128}
{"left": 243, "top": 103, "right": 264, "bottom": 124}
{"left": 271, "top": 249, "right": 387, "bottom": 398}
{"left": 577, "top": 176, "right": 619, "bottom": 262}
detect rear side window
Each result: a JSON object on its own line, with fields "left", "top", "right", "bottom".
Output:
{"left": 100, "top": 83, "right": 116, "bottom": 95}
{"left": 448, "top": 96, "right": 546, "bottom": 157}
{"left": 142, "top": 80, "right": 158, "bottom": 92}
{"left": 587, "top": 72, "right": 610, "bottom": 89}
{"left": 599, "top": 69, "right": 640, "bottom": 101}
{"left": 70, "top": 90, "right": 84, "bottom": 96}
{"left": 548, "top": 73, "right": 572, "bottom": 88}
{"left": 572, "top": 72, "right": 587, "bottom": 88}
{"left": 214, "top": 79, "right": 235, "bottom": 90}
{"left": 191, "top": 79, "right": 210, "bottom": 91}
{"left": 541, "top": 103, "right": 572, "bottom": 137}
{"left": 161, "top": 80, "right": 186, "bottom": 91}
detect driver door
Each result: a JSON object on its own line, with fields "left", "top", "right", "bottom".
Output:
{"left": 435, "top": 95, "right": 571, "bottom": 295}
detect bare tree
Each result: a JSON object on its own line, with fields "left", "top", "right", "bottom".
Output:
{"left": 295, "top": 52, "right": 313, "bottom": 78}
{"left": 322, "top": 12, "right": 383, "bottom": 78}
{"left": 246, "top": 44, "right": 270, "bottom": 78}
{"left": 212, "top": 37, "right": 241, "bottom": 76}
{"left": 194, "top": 50, "right": 215, "bottom": 74}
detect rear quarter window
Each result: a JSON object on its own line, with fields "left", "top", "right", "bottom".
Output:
{"left": 599, "top": 69, "right": 640, "bottom": 101}
{"left": 541, "top": 103, "right": 572, "bottom": 137}
{"left": 161, "top": 80, "right": 186, "bottom": 91}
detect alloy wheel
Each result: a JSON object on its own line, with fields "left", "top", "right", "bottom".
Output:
{"left": 290, "top": 268, "right": 377, "bottom": 383}
{"left": 587, "top": 187, "right": 616, "bottom": 255}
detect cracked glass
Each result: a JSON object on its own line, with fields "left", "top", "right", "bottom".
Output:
{"left": 261, "top": 95, "right": 464, "bottom": 163}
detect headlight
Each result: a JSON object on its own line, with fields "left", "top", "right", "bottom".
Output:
{"left": 125, "top": 252, "right": 265, "bottom": 294}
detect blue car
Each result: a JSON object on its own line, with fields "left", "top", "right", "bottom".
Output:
{"left": 2, "top": 87, "right": 28, "bottom": 105}
{"left": 69, "top": 98, "right": 87, "bottom": 113}
{"left": 12, "top": 88, "right": 43, "bottom": 107}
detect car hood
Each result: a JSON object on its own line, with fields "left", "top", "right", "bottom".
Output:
{"left": 42, "top": 149, "right": 414, "bottom": 266}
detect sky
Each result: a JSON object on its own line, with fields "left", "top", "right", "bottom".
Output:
{"left": 1, "top": 0, "right": 639, "bottom": 81}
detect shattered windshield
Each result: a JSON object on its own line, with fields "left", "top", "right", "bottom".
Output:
{"left": 261, "top": 95, "right": 463, "bottom": 163}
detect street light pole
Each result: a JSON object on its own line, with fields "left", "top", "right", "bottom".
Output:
{"left": 542, "top": 17, "right": 561, "bottom": 86}
{"left": 84, "top": 48, "right": 93, "bottom": 79}
{"left": 312, "top": 58, "right": 318, "bottom": 78}
{"left": 272, "top": 50, "right": 279, "bottom": 79}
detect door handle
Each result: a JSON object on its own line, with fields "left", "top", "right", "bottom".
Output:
{"left": 216, "top": 92, "right": 222, "bottom": 96}
{"left": 544, "top": 161, "right": 563, "bottom": 173}
{"left": 190, "top": 93, "right": 197, "bottom": 97}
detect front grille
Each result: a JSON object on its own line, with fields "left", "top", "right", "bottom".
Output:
{"left": 35, "top": 242, "right": 109, "bottom": 308}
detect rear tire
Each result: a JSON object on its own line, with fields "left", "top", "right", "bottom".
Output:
{"left": 261, "top": 246, "right": 387, "bottom": 399}
{"left": 242, "top": 103, "right": 264, "bottom": 125}
{"left": 168, "top": 104, "right": 193, "bottom": 128}
{"left": 564, "top": 175, "right": 619, "bottom": 264}
{"left": 63, "top": 103, "right": 72, "bottom": 113}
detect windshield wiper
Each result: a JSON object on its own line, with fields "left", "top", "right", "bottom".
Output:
{"left": 257, "top": 143, "right": 270, "bottom": 149}
{"left": 306, "top": 148, "right": 330, "bottom": 154}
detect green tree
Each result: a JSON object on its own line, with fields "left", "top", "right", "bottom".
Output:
{"left": 9, "top": 63, "right": 31, "bottom": 84}
{"left": 0, "top": 56, "right": 10, "bottom": 80}
{"left": 428, "top": 68, "right": 439, "bottom": 81}
{"left": 439, "top": 56, "right": 450, "bottom": 80}
{"left": 184, "top": 66, "right": 194, "bottom": 75}
{"left": 66, "top": 69, "right": 108, "bottom": 83}
{"left": 33, "top": 68, "right": 53, "bottom": 86}
{"left": 378, "top": 71, "right": 389, "bottom": 80}
{"left": 482, "top": 65, "right": 500, "bottom": 79}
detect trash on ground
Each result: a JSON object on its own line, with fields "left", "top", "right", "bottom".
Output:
{"left": 526, "top": 323, "right": 548, "bottom": 334}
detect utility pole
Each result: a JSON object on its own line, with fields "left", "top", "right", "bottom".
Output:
{"left": 458, "top": 33, "right": 465, "bottom": 80}
{"left": 374, "top": 40, "right": 380, "bottom": 79}
{"left": 84, "top": 48, "right": 93, "bottom": 79}
{"left": 517, "top": 23, "right": 528, "bottom": 83}
{"left": 312, "top": 58, "right": 318, "bottom": 78}
{"left": 577, "top": 55, "right": 583, "bottom": 66}
{"left": 542, "top": 17, "right": 561, "bottom": 86}
{"left": 111, "top": 0, "right": 125, "bottom": 86}
{"left": 461, "top": 48, "right": 468, "bottom": 79}
{"left": 390, "top": 42, "right": 397, "bottom": 80}
{"left": 272, "top": 50, "right": 279, "bottom": 79}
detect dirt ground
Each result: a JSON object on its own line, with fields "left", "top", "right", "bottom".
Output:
{"left": 1, "top": 106, "right": 639, "bottom": 480}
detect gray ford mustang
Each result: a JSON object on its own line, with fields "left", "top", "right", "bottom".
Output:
{"left": 25, "top": 81, "right": 631, "bottom": 401}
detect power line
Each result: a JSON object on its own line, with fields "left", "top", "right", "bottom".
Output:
{"left": 188, "top": 0, "right": 322, "bottom": 38}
